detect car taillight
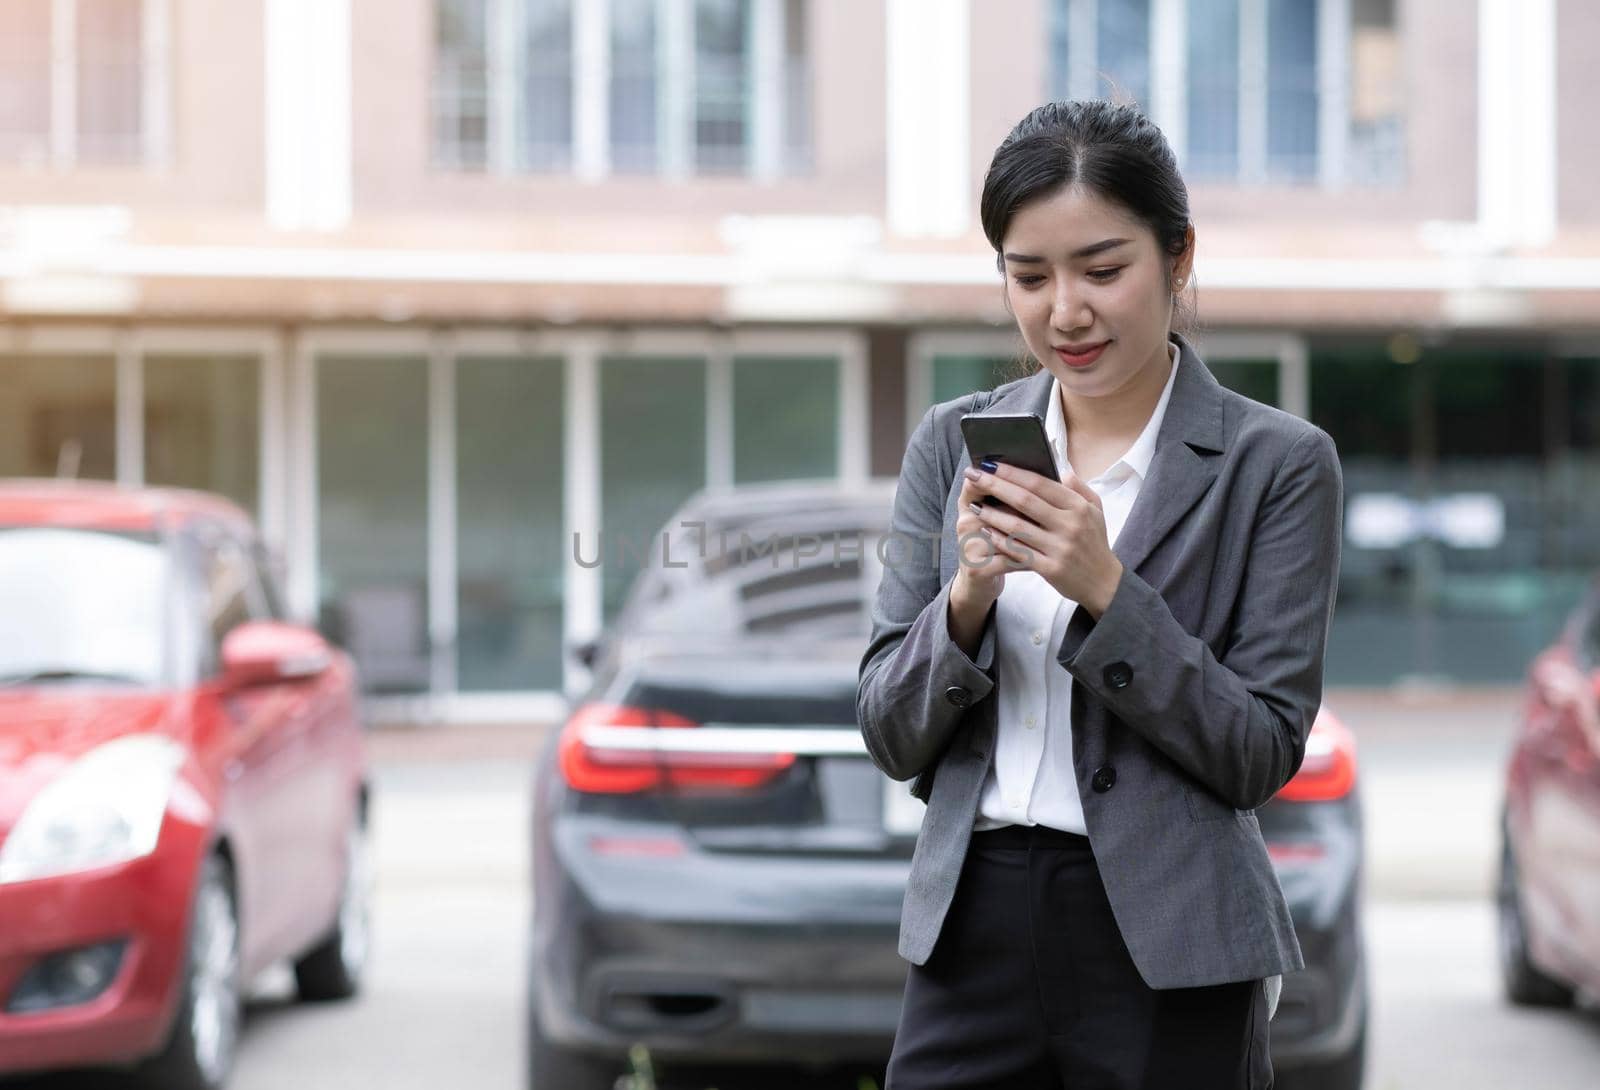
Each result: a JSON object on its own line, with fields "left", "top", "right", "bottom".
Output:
{"left": 1274, "top": 712, "right": 1357, "bottom": 802}
{"left": 557, "top": 702, "right": 796, "bottom": 795}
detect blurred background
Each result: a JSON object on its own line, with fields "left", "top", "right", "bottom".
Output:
{"left": 1, "top": 1, "right": 1598, "bottom": 1089}
{"left": 0, "top": 0, "right": 1591, "bottom": 715}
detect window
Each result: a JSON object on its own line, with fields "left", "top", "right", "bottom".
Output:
{"left": 192, "top": 527, "right": 262, "bottom": 677}
{"left": 0, "top": 0, "right": 162, "bottom": 167}
{"left": 692, "top": 0, "right": 750, "bottom": 173}
{"left": 608, "top": 0, "right": 656, "bottom": 170}
{"left": 433, "top": 0, "right": 491, "bottom": 168}
{"left": 251, "top": 542, "right": 288, "bottom": 623}
{"left": 732, "top": 355, "right": 838, "bottom": 483}
{"left": 0, "top": 354, "right": 117, "bottom": 480}
{"left": 143, "top": 355, "right": 261, "bottom": 519}
{"left": 1050, "top": 0, "right": 1404, "bottom": 186}
{"left": 456, "top": 355, "right": 565, "bottom": 691}
{"left": 317, "top": 355, "right": 431, "bottom": 695}
{"left": 525, "top": 0, "right": 574, "bottom": 170}
{"left": 432, "top": 0, "right": 811, "bottom": 177}
{"left": 600, "top": 356, "right": 706, "bottom": 621}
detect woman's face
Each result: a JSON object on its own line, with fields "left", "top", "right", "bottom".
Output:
{"left": 1000, "top": 183, "right": 1193, "bottom": 403}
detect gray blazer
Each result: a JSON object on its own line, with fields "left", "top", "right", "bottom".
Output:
{"left": 857, "top": 332, "right": 1343, "bottom": 988}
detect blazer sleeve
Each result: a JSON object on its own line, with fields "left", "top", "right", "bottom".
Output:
{"left": 1056, "top": 425, "right": 1345, "bottom": 811}
{"left": 857, "top": 405, "right": 1000, "bottom": 783}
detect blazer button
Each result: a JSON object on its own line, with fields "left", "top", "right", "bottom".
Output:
{"left": 1103, "top": 661, "right": 1133, "bottom": 690}
{"left": 1092, "top": 766, "right": 1117, "bottom": 793}
{"left": 944, "top": 685, "right": 972, "bottom": 708}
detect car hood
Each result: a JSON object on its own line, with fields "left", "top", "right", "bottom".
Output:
{"left": 0, "top": 691, "right": 185, "bottom": 831}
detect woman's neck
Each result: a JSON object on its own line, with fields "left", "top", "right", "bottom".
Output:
{"left": 1059, "top": 340, "right": 1176, "bottom": 446}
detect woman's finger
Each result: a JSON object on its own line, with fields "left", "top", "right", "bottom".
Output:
{"left": 971, "top": 501, "right": 1050, "bottom": 558}
{"left": 1058, "top": 469, "right": 1103, "bottom": 510}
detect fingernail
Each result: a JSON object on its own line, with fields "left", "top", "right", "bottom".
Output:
{"left": 978, "top": 460, "right": 998, "bottom": 473}
{"left": 963, "top": 467, "right": 980, "bottom": 481}
{"left": 968, "top": 502, "right": 982, "bottom": 515}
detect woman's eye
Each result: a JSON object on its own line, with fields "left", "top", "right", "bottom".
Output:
{"left": 1088, "top": 267, "right": 1123, "bottom": 281}
{"left": 1013, "top": 274, "right": 1045, "bottom": 287}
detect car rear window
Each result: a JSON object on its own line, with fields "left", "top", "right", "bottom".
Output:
{"left": 625, "top": 507, "right": 891, "bottom": 641}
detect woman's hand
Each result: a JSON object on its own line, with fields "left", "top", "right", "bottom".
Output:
{"left": 961, "top": 461, "right": 1125, "bottom": 619}
{"left": 943, "top": 469, "right": 1032, "bottom": 659}
{"left": 950, "top": 470, "right": 1026, "bottom": 610}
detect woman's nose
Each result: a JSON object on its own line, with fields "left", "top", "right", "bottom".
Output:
{"left": 1051, "top": 284, "right": 1091, "bottom": 331}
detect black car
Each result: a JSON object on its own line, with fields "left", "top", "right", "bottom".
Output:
{"left": 529, "top": 479, "right": 1367, "bottom": 1090}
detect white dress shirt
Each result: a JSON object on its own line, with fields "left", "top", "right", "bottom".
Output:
{"left": 974, "top": 339, "right": 1179, "bottom": 834}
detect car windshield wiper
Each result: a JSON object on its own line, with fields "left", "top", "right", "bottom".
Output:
{"left": 0, "top": 668, "right": 150, "bottom": 689}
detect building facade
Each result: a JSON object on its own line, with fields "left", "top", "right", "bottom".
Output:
{"left": 0, "top": 0, "right": 1596, "bottom": 719}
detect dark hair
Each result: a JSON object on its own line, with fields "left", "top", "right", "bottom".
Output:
{"left": 980, "top": 100, "right": 1196, "bottom": 379}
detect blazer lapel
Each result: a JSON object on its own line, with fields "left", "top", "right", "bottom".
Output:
{"left": 1108, "top": 334, "right": 1226, "bottom": 576}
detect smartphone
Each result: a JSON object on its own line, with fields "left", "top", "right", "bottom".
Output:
{"left": 958, "top": 412, "right": 1060, "bottom": 511}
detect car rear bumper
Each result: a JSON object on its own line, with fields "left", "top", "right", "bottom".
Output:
{"left": 1269, "top": 884, "right": 1366, "bottom": 1068}
{"left": 534, "top": 821, "right": 910, "bottom": 1064}
{"left": 0, "top": 814, "right": 205, "bottom": 1076}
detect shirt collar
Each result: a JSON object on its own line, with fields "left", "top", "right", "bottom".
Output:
{"left": 1046, "top": 338, "right": 1180, "bottom": 485}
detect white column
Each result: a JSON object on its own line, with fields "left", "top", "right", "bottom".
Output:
{"left": 1316, "top": 0, "right": 1350, "bottom": 189}
{"left": 563, "top": 340, "right": 603, "bottom": 698}
{"left": 489, "top": 0, "right": 520, "bottom": 174}
{"left": 427, "top": 333, "right": 459, "bottom": 698}
{"left": 1479, "top": 0, "right": 1557, "bottom": 248}
{"left": 142, "top": 0, "right": 172, "bottom": 168}
{"left": 1151, "top": 0, "right": 1186, "bottom": 161}
{"left": 114, "top": 329, "right": 142, "bottom": 487}
{"left": 1278, "top": 335, "right": 1310, "bottom": 420}
{"left": 265, "top": 0, "right": 352, "bottom": 230}
{"left": 886, "top": 0, "right": 969, "bottom": 238}
{"left": 659, "top": 0, "right": 693, "bottom": 179}
{"left": 1237, "top": 0, "right": 1267, "bottom": 184}
{"left": 50, "top": 0, "right": 75, "bottom": 168}
{"left": 574, "top": 0, "right": 611, "bottom": 179}
{"left": 287, "top": 332, "right": 319, "bottom": 624}
{"left": 706, "top": 343, "right": 734, "bottom": 490}
{"left": 750, "top": 0, "right": 783, "bottom": 181}
{"left": 838, "top": 333, "right": 870, "bottom": 485}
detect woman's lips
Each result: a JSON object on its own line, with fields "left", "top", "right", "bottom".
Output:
{"left": 1055, "top": 341, "right": 1109, "bottom": 368}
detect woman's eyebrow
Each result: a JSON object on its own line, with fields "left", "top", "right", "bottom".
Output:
{"left": 1003, "top": 238, "right": 1133, "bottom": 263}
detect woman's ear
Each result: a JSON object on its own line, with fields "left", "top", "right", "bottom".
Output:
{"left": 1172, "top": 224, "right": 1197, "bottom": 289}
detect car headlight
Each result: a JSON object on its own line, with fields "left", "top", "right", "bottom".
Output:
{"left": 0, "top": 734, "right": 186, "bottom": 885}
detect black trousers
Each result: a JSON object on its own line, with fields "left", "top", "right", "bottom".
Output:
{"left": 885, "top": 823, "right": 1272, "bottom": 1090}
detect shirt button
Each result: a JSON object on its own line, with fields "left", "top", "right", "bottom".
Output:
{"left": 944, "top": 685, "right": 971, "bottom": 707}
{"left": 1009, "top": 796, "right": 1023, "bottom": 809}
{"left": 1024, "top": 714, "right": 1037, "bottom": 729}
{"left": 1031, "top": 630, "right": 1044, "bottom": 645}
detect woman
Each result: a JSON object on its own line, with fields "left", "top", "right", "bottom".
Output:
{"left": 856, "top": 100, "right": 1343, "bottom": 1089}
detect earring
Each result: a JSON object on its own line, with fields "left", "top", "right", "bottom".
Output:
{"left": 1172, "top": 278, "right": 1186, "bottom": 290}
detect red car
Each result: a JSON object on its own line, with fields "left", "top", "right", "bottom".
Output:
{"left": 1498, "top": 576, "right": 1600, "bottom": 1009}
{"left": 0, "top": 480, "right": 371, "bottom": 1090}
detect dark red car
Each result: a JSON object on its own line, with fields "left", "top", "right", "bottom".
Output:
{"left": 1499, "top": 576, "right": 1600, "bottom": 1008}
{"left": 0, "top": 480, "right": 371, "bottom": 1090}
